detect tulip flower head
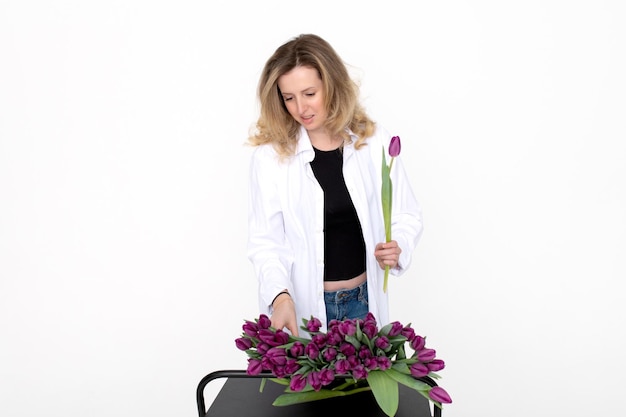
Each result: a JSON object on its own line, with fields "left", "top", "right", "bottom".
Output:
{"left": 381, "top": 135, "right": 402, "bottom": 292}
{"left": 389, "top": 135, "right": 401, "bottom": 157}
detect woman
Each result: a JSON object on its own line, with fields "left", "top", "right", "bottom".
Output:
{"left": 247, "top": 34, "right": 423, "bottom": 335}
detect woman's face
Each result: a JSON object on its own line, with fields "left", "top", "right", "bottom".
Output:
{"left": 277, "top": 66, "right": 327, "bottom": 135}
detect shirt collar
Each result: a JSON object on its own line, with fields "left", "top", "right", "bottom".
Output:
{"left": 295, "top": 125, "right": 358, "bottom": 162}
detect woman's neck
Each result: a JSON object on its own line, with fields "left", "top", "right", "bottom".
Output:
{"left": 308, "top": 130, "right": 342, "bottom": 151}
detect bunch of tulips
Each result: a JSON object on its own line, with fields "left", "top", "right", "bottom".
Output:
{"left": 235, "top": 312, "right": 451, "bottom": 416}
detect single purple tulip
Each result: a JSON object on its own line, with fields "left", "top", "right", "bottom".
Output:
{"left": 389, "top": 136, "right": 401, "bottom": 157}
{"left": 235, "top": 337, "right": 253, "bottom": 351}
{"left": 257, "top": 314, "right": 272, "bottom": 329}
{"left": 351, "top": 364, "right": 368, "bottom": 380}
{"left": 246, "top": 358, "right": 263, "bottom": 375}
{"left": 364, "top": 312, "right": 377, "bottom": 325}
{"left": 416, "top": 348, "right": 437, "bottom": 363}
{"left": 306, "top": 317, "right": 322, "bottom": 333}
{"left": 364, "top": 357, "right": 378, "bottom": 370}
{"left": 256, "top": 342, "right": 270, "bottom": 355}
{"left": 307, "top": 371, "right": 323, "bottom": 391}
{"left": 410, "top": 362, "right": 429, "bottom": 378}
{"left": 338, "top": 320, "right": 356, "bottom": 336}
{"left": 347, "top": 355, "right": 360, "bottom": 368}
{"left": 362, "top": 321, "right": 378, "bottom": 339}
{"left": 312, "top": 333, "right": 328, "bottom": 348}
{"left": 273, "top": 365, "right": 286, "bottom": 378}
{"left": 334, "top": 358, "right": 351, "bottom": 374}
{"left": 327, "top": 319, "right": 340, "bottom": 331}
{"left": 358, "top": 345, "right": 373, "bottom": 359}
{"left": 411, "top": 335, "right": 425, "bottom": 351}
{"left": 326, "top": 329, "right": 343, "bottom": 345}
{"left": 427, "top": 359, "right": 445, "bottom": 372}
{"left": 258, "top": 329, "right": 280, "bottom": 346}
{"left": 285, "top": 359, "right": 300, "bottom": 374}
{"left": 339, "top": 342, "right": 356, "bottom": 357}
{"left": 289, "top": 341, "right": 305, "bottom": 358}
{"left": 320, "top": 368, "right": 335, "bottom": 386}
{"left": 242, "top": 321, "right": 259, "bottom": 337}
{"left": 289, "top": 374, "right": 307, "bottom": 392}
{"left": 274, "top": 329, "right": 290, "bottom": 345}
{"left": 401, "top": 326, "right": 416, "bottom": 341}
{"left": 322, "top": 347, "right": 338, "bottom": 362}
{"left": 429, "top": 386, "right": 452, "bottom": 404}
{"left": 305, "top": 342, "right": 320, "bottom": 360}
{"left": 387, "top": 321, "right": 404, "bottom": 337}
{"left": 377, "top": 356, "right": 392, "bottom": 371}
{"left": 261, "top": 356, "right": 272, "bottom": 371}
{"left": 266, "top": 347, "right": 287, "bottom": 366}
{"left": 375, "top": 336, "right": 391, "bottom": 350}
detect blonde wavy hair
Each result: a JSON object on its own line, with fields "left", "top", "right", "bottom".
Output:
{"left": 249, "top": 34, "right": 375, "bottom": 158}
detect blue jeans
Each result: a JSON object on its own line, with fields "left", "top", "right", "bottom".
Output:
{"left": 324, "top": 281, "right": 369, "bottom": 322}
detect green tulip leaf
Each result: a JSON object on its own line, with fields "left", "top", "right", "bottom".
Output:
{"left": 385, "top": 368, "right": 435, "bottom": 404}
{"left": 272, "top": 385, "right": 371, "bottom": 406}
{"left": 367, "top": 370, "right": 399, "bottom": 417}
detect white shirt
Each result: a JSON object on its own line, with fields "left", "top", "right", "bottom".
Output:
{"left": 247, "top": 124, "right": 423, "bottom": 330}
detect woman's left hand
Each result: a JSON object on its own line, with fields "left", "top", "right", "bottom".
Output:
{"left": 374, "top": 240, "right": 402, "bottom": 270}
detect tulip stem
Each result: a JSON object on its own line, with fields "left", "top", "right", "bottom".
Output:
{"left": 383, "top": 265, "right": 390, "bottom": 293}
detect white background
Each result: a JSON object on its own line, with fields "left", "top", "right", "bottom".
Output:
{"left": 1, "top": 1, "right": 625, "bottom": 416}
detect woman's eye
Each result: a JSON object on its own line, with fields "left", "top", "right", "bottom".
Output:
{"left": 283, "top": 97, "right": 293, "bottom": 101}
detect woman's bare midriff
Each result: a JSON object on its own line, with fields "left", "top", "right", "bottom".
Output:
{"left": 323, "top": 272, "right": 367, "bottom": 292}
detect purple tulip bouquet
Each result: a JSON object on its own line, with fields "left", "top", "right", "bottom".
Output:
{"left": 235, "top": 312, "right": 451, "bottom": 417}
{"left": 381, "top": 135, "right": 401, "bottom": 292}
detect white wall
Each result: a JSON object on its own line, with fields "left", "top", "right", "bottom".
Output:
{"left": 1, "top": 1, "right": 624, "bottom": 416}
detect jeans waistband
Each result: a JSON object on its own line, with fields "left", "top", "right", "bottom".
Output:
{"left": 324, "top": 280, "right": 367, "bottom": 304}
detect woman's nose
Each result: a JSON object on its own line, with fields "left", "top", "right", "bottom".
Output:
{"left": 296, "top": 99, "right": 306, "bottom": 114}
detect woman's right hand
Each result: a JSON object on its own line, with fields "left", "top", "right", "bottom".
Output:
{"left": 270, "top": 293, "right": 299, "bottom": 337}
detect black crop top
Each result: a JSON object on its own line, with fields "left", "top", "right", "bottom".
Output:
{"left": 310, "top": 146, "right": 366, "bottom": 281}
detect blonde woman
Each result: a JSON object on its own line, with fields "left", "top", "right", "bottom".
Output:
{"left": 247, "top": 34, "right": 423, "bottom": 335}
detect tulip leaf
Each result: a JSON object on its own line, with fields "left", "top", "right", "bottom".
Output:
{"left": 381, "top": 147, "right": 392, "bottom": 241}
{"left": 331, "top": 379, "right": 359, "bottom": 391}
{"left": 367, "top": 370, "right": 399, "bottom": 417}
{"left": 273, "top": 389, "right": 346, "bottom": 405}
{"left": 391, "top": 362, "right": 410, "bottom": 373}
{"left": 397, "top": 344, "right": 407, "bottom": 360}
{"left": 272, "top": 385, "right": 371, "bottom": 406}
{"left": 268, "top": 378, "right": 289, "bottom": 386}
{"left": 356, "top": 321, "right": 363, "bottom": 340}
{"left": 385, "top": 368, "right": 435, "bottom": 404}
{"left": 381, "top": 146, "right": 394, "bottom": 292}
{"left": 386, "top": 368, "right": 432, "bottom": 392}
{"left": 345, "top": 335, "right": 361, "bottom": 349}
{"left": 379, "top": 322, "right": 393, "bottom": 335}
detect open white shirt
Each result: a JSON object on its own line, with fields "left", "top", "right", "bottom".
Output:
{"left": 247, "top": 124, "right": 423, "bottom": 330}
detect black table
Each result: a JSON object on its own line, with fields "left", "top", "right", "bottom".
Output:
{"left": 201, "top": 373, "right": 435, "bottom": 417}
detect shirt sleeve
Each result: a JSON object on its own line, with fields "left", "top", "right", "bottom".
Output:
{"left": 389, "top": 152, "right": 423, "bottom": 276}
{"left": 246, "top": 147, "right": 296, "bottom": 310}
